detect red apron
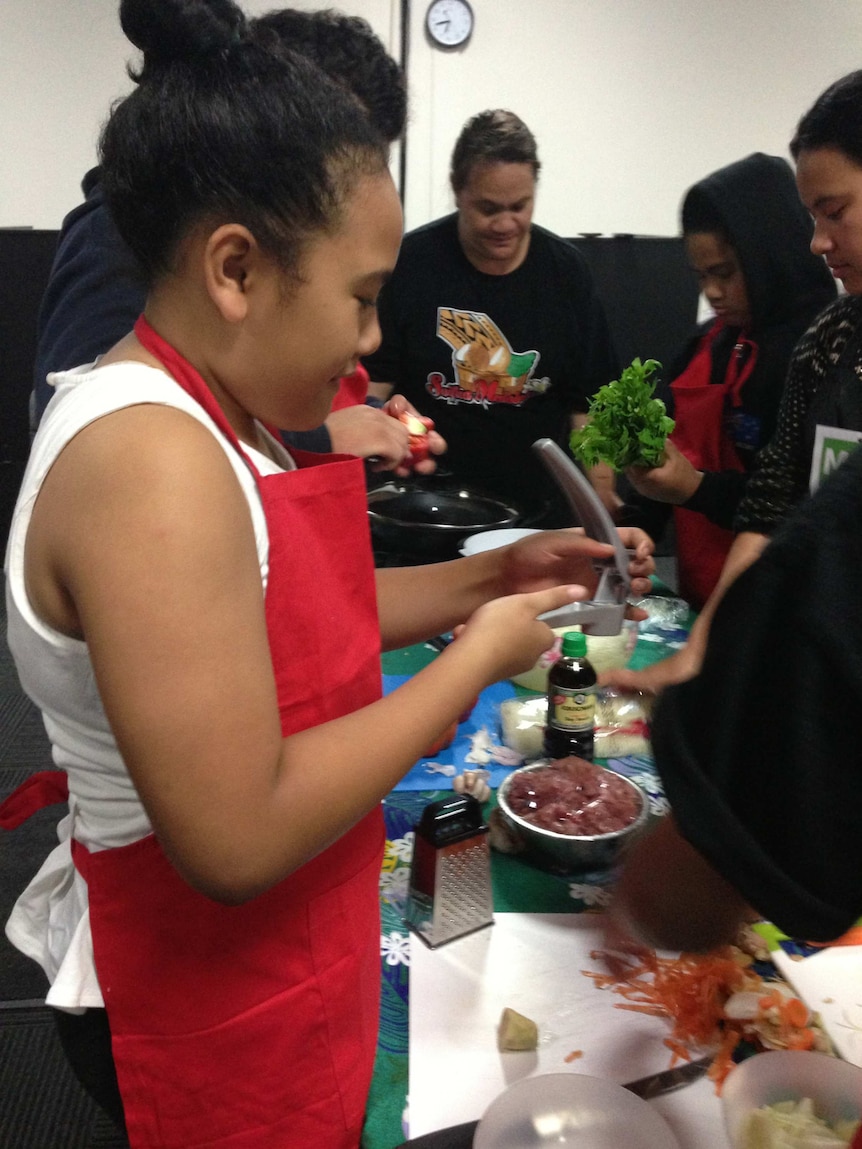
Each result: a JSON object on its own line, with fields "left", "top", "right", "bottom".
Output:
{"left": 2, "top": 316, "right": 385, "bottom": 1149}
{"left": 670, "top": 323, "right": 756, "bottom": 609}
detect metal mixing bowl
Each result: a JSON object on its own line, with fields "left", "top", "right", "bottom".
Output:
{"left": 496, "top": 760, "right": 650, "bottom": 872}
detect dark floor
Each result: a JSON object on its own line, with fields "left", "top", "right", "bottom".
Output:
{"left": 0, "top": 595, "right": 129, "bottom": 1147}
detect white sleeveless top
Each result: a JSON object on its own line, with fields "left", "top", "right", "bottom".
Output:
{"left": 4, "top": 361, "right": 291, "bottom": 1010}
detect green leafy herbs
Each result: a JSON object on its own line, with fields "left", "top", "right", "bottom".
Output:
{"left": 569, "top": 358, "right": 674, "bottom": 471}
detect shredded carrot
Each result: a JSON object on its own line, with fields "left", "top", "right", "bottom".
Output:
{"left": 758, "top": 990, "right": 783, "bottom": 1012}
{"left": 614, "top": 1003, "right": 670, "bottom": 1017}
{"left": 663, "top": 1037, "right": 692, "bottom": 1066}
{"left": 707, "top": 1028, "right": 740, "bottom": 1091}
{"left": 582, "top": 944, "right": 819, "bottom": 1095}
{"left": 780, "top": 996, "right": 810, "bottom": 1030}
{"left": 564, "top": 1050, "right": 583, "bottom": 1063}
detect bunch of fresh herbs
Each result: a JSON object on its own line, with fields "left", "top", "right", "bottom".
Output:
{"left": 569, "top": 357, "right": 674, "bottom": 470}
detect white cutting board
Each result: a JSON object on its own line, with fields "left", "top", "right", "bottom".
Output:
{"left": 408, "top": 912, "right": 731, "bottom": 1147}
{"left": 773, "top": 945, "right": 862, "bottom": 1067}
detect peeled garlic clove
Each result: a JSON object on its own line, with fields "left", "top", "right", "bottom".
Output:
{"left": 466, "top": 778, "right": 490, "bottom": 802}
{"left": 453, "top": 770, "right": 491, "bottom": 803}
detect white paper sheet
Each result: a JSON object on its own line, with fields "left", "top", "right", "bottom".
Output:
{"left": 773, "top": 945, "right": 862, "bottom": 1067}
{"left": 407, "top": 912, "right": 731, "bottom": 1147}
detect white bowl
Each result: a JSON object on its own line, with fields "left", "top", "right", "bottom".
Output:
{"left": 459, "top": 527, "right": 542, "bottom": 555}
{"left": 474, "top": 1072, "right": 680, "bottom": 1148}
{"left": 721, "top": 1050, "right": 862, "bottom": 1149}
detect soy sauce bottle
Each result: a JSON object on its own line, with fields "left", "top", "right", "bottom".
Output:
{"left": 543, "top": 630, "right": 597, "bottom": 761}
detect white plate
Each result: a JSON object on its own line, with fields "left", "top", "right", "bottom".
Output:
{"left": 408, "top": 914, "right": 729, "bottom": 1146}
{"left": 474, "top": 1072, "right": 680, "bottom": 1148}
{"left": 460, "top": 528, "right": 542, "bottom": 555}
{"left": 772, "top": 945, "right": 862, "bottom": 1066}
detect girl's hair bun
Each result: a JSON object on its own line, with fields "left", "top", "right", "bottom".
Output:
{"left": 120, "top": 0, "right": 246, "bottom": 71}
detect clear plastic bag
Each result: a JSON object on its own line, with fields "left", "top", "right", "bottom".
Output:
{"left": 593, "top": 687, "right": 652, "bottom": 758}
{"left": 498, "top": 694, "right": 547, "bottom": 760}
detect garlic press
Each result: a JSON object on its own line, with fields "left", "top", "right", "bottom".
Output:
{"left": 532, "top": 437, "right": 630, "bottom": 636}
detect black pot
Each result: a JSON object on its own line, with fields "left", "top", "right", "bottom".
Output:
{"left": 368, "top": 476, "right": 524, "bottom": 561}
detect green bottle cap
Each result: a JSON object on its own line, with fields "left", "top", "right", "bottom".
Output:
{"left": 561, "top": 630, "right": 587, "bottom": 658}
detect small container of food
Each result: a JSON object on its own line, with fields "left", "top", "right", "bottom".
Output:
{"left": 495, "top": 757, "right": 649, "bottom": 872}
{"left": 721, "top": 1050, "right": 862, "bottom": 1149}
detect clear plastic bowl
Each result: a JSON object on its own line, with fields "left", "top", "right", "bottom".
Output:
{"left": 721, "top": 1050, "right": 862, "bottom": 1148}
{"left": 473, "top": 1072, "right": 680, "bottom": 1148}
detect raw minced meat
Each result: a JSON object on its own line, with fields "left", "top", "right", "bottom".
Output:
{"left": 505, "top": 758, "right": 640, "bottom": 836}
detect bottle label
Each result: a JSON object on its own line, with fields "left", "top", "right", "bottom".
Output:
{"left": 548, "top": 686, "right": 596, "bottom": 732}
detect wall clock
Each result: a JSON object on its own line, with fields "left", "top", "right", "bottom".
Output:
{"left": 426, "top": 0, "right": 474, "bottom": 49}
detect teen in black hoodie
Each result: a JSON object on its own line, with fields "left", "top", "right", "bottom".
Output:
{"left": 623, "top": 152, "right": 835, "bottom": 609}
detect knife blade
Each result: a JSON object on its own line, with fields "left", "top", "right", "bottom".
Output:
{"left": 622, "top": 1054, "right": 714, "bottom": 1100}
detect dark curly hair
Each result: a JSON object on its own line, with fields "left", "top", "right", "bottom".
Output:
{"left": 252, "top": 8, "right": 406, "bottom": 143}
{"left": 101, "top": 0, "right": 389, "bottom": 285}
{"left": 450, "top": 110, "right": 540, "bottom": 195}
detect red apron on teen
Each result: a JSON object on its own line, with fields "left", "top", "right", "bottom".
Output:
{"left": 670, "top": 323, "right": 757, "bottom": 610}
{"left": 2, "top": 315, "right": 386, "bottom": 1148}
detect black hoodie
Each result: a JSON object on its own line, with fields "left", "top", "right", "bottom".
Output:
{"left": 628, "top": 152, "right": 836, "bottom": 536}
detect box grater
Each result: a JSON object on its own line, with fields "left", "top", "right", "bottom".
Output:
{"left": 404, "top": 793, "right": 494, "bottom": 949}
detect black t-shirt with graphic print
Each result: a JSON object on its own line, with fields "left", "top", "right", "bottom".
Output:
{"left": 363, "top": 214, "right": 617, "bottom": 526}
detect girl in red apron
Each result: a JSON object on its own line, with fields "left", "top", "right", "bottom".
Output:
{"left": 2, "top": 4, "right": 655, "bottom": 1146}
{"left": 621, "top": 153, "right": 835, "bottom": 611}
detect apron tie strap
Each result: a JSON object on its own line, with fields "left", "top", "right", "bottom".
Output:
{"left": 0, "top": 770, "right": 69, "bottom": 829}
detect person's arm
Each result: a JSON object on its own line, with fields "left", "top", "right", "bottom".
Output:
{"left": 681, "top": 469, "right": 749, "bottom": 530}
{"left": 599, "top": 529, "right": 768, "bottom": 694}
{"left": 625, "top": 439, "right": 703, "bottom": 507}
{"left": 625, "top": 441, "right": 750, "bottom": 530}
{"left": 602, "top": 321, "right": 824, "bottom": 695}
{"left": 29, "top": 405, "right": 648, "bottom": 906}
{"left": 323, "top": 393, "right": 446, "bottom": 475}
{"left": 375, "top": 525, "right": 656, "bottom": 652}
{"left": 731, "top": 320, "right": 823, "bottom": 537}
{"left": 610, "top": 451, "right": 862, "bottom": 948}
{"left": 607, "top": 815, "right": 756, "bottom": 953}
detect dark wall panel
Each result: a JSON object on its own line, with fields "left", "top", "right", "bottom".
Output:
{"left": 569, "top": 235, "right": 698, "bottom": 378}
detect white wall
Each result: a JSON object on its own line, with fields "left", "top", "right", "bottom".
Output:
{"left": 2, "top": 0, "right": 861, "bottom": 236}
{"left": 403, "top": 0, "right": 862, "bottom": 235}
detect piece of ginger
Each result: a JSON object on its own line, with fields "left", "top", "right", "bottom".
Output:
{"left": 497, "top": 1007, "right": 538, "bottom": 1051}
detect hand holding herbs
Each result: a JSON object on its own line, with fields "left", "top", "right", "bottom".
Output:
{"left": 570, "top": 358, "right": 674, "bottom": 471}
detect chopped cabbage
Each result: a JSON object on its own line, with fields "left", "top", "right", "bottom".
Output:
{"left": 743, "top": 1097, "right": 860, "bottom": 1148}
